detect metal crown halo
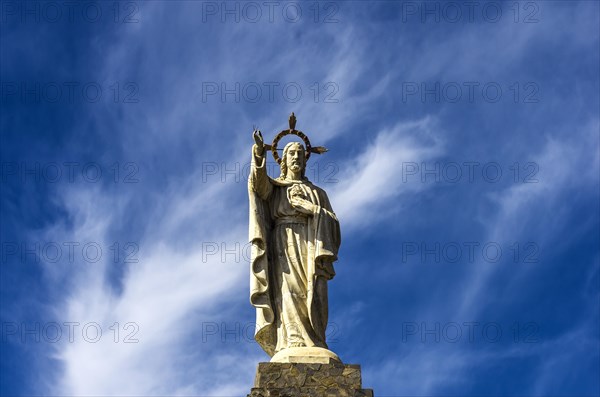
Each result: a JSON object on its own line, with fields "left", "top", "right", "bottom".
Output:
{"left": 263, "top": 113, "right": 328, "bottom": 164}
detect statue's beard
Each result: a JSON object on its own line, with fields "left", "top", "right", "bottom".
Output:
{"left": 289, "top": 163, "right": 302, "bottom": 172}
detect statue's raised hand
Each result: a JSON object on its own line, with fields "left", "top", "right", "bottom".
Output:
{"left": 253, "top": 130, "right": 264, "bottom": 157}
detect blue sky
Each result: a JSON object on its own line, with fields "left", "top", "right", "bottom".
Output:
{"left": 1, "top": 1, "right": 599, "bottom": 395}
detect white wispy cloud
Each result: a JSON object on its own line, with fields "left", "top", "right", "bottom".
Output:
{"left": 369, "top": 119, "right": 599, "bottom": 396}
{"left": 330, "top": 116, "right": 444, "bottom": 228}
{"left": 41, "top": 179, "right": 252, "bottom": 395}
{"left": 457, "top": 119, "right": 600, "bottom": 318}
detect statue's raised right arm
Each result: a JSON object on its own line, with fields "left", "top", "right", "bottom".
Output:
{"left": 249, "top": 130, "right": 272, "bottom": 200}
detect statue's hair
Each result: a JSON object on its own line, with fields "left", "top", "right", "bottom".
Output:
{"left": 279, "top": 141, "right": 306, "bottom": 180}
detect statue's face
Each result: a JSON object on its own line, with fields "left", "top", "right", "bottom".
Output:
{"left": 286, "top": 142, "right": 305, "bottom": 173}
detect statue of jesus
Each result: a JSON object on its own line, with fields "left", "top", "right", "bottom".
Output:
{"left": 248, "top": 115, "right": 341, "bottom": 363}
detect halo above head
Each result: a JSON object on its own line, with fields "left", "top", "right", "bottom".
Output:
{"left": 269, "top": 113, "right": 327, "bottom": 164}
{"left": 271, "top": 130, "right": 312, "bottom": 164}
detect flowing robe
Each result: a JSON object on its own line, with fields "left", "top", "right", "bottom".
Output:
{"left": 248, "top": 149, "right": 341, "bottom": 356}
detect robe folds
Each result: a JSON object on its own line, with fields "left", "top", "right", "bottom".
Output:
{"left": 248, "top": 149, "right": 341, "bottom": 356}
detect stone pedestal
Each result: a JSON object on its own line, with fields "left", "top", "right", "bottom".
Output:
{"left": 248, "top": 362, "right": 374, "bottom": 397}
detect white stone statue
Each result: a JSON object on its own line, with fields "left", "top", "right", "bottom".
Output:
{"left": 248, "top": 114, "right": 341, "bottom": 363}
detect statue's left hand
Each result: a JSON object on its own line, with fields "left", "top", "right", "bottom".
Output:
{"left": 290, "top": 197, "right": 315, "bottom": 215}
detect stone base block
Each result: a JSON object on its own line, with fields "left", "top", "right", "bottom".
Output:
{"left": 248, "top": 362, "right": 374, "bottom": 397}
{"left": 271, "top": 347, "right": 341, "bottom": 364}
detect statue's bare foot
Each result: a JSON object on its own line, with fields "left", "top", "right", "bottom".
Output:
{"left": 289, "top": 342, "right": 306, "bottom": 348}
